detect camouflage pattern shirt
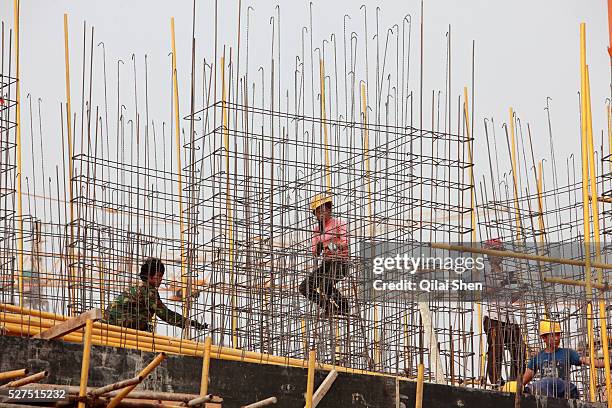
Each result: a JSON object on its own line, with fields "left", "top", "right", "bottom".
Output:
{"left": 104, "top": 284, "right": 188, "bottom": 332}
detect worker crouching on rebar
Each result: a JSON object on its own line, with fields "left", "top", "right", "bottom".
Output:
{"left": 104, "top": 258, "right": 208, "bottom": 333}
{"left": 299, "top": 194, "right": 350, "bottom": 318}
{"left": 522, "top": 319, "right": 606, "bottom": 399}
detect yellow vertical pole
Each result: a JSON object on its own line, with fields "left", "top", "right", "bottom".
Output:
{"left": 78, "top": 319, "right": 93, "bottom": 408}
{"left": 585, "top": 66, "right": 612, "bottom": 407}
{"left": 320, "top": 61, "right": 339, "bottom": 354}
{"left": 463, "top": 87, "right": 484, "bottom": 380}
{"left": 535, "top": 162, "right": 551, "bottom": 318}
{"left": 319, "top": 59, "right": 331, "bottom": 192}
{"left": 508, "top": 108, "right": 522, "bottom": 241}
{"left": 463, "top": 87, "right": 476, "bottom": 243}
{"left": 334, "top": 320, "right": 341, "bottom": 366}
{"left": 361, "top": 84, "right": 373, "bottom": 236}
{"left": 607, "top": 102, "right": 612, "bottom": 171}
{"left": 98, "top": 259, "right": 105, "bottom": 312}
{"left": 598, "top": 300, "right": 611, "bottom": 406}
{"left": 200, "top": 337, "right": 212, "bottom": 395}
{"left": 63, "top": 13, "right": 76, "bottom": 315}
{"left": 361, "top": 83, "right": 378, "bottom": 367}
{"left": 415, "top": 363, "right": 424, "bottom": 408}
{"left": 536, "top": 163, "right": 546, "bottom": 242}
{"left": 301, "top": 319, "right": 308, "bottom": 356}
{"left": 305, "top": 349, "right": 316, "bottom": 408}
{"left": 579, "top": 23, "right": 597, "bottom": 402}
{"left": 374, "top": 303, "right": 380, "bottom": 367}
{"left": 403, "top": 314, "right": 409, "bottom": 373}
{"left": 170, "top": 17, "right": 188, "bottom": 325}
{"left": 13, "top": 0, "right": 24, "bottom": 308}
{"left": 221, "top": 56, "right": 237, "bottom": 348}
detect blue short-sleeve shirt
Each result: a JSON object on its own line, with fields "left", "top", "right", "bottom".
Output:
{"left": 527, "top": 348, "right": 582, "bottom": 380}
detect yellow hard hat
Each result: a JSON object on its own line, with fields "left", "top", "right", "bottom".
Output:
{"left": 501, "top": 380, "right": 517, "bottom": 393}
{"left": 539, "top": 319, "right": 562, "bottom": 336}
{"left": 310, "top": 194, "right": 332, "bottom": 212}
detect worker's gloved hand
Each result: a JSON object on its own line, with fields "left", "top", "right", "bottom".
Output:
{"left": 190, "top": 320, "right": 209, "bottom": 331}
{"left": 316, "top": 241, "right": 325, "bottom": 255}
{"left": 327, "top": 242, "right": 338, "bottom": 252}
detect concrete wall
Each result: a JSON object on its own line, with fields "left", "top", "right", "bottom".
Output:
{"left": 0, "top": 336, "right": 604, "bottom": 408}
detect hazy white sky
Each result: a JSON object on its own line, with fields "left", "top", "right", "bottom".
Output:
{"left": 1, "top": 0, "right": 610, "bottom": 187}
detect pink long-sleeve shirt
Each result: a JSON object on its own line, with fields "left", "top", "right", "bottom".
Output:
{"left": 311, "top": 217, "right": 349, "bottom": 260}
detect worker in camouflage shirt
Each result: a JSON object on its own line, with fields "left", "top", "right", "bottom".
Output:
{"left": 104, "top": 258, "right": 207, "bottom": 332}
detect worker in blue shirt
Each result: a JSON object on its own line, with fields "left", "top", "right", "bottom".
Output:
{"left": 522, "top": 319, "right": 606, "bottom": 399}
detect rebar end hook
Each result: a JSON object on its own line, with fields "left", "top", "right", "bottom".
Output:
{"left": 544, "top": 96, "right": 552, "bottom": 111}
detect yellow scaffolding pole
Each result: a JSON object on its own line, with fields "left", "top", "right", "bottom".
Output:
{"left": 361, "top": 83, "right": 378, "bottom": 367}
{"left": 415, "top": 364, "right": 424, "bottom": 408}
{"left": 536, "top": 163, "right": 546, "bottom": 241}
{"left": 170, "top": 17, "right": 189, "bottom": 328}
{"left": 463, "top": 87, "right": 483, "bottom": 382}
{"left": 463, "top": 88, "right": 476, "bottom": 243}
{"left": 535, "top": 162, "right": 551, "bottom": 319}
{"left": 0, "top": 304, "right": 423, "bottom": 380}
{"left": 319, "top": 59, "right": 331, "bottom": 192}
{"left": 77, "top": 319, "right": 93, "bottom": 408}
{"left": 301, "top": 319, "right": 308, "bottom": 356}
{"left": 403, "top": 314, "right": 409, "bottom": 374}
{"left": 430, "top": 243, "right": 612, "bottom": 270}
{"left": 543, "top": 277, "right": 609, "bottom": 291}
{"left": 63, "top": 13, "right": 76, "bottom": 315}
{"left": 320, "top": 60, "right": 340, "bottom": 357}
{"left": 107, "top": 353, "right": 167, "bottom": 408}
{"left": 361, "top": 83, "right": 373, "bottom": 238}
{"left": 585, "top": 65, "right": 612, "bottom": 406}
{"left": 13, "top": 0, "right": 24, "bottom": 309}
{"left": 579, "top": 23, "right": 597, "bottom": 402}
{"left": 221, "top": 56, "right": 237, "bottom": 348}
{"left": 305, "top": 350, "right": 316, "bottom": 408}
{"left": 508, "top": 107, "right": 522, "bottom": 241}
{"left": 200, "top": 337, "right": 212, "bottom": 395}
{"left": 607, "top": 101, "right": 612, "bottom": 170}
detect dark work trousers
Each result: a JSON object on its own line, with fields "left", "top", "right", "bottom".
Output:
{"left": 483, "top": 316, "right": 525, "bottom": 384}
{"left": 299, "top": 260, "right": 349, "bottom": 313}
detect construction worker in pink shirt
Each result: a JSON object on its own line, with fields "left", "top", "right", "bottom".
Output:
{"left": 299, "top": 194, "right": 350, "bottom": 317}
